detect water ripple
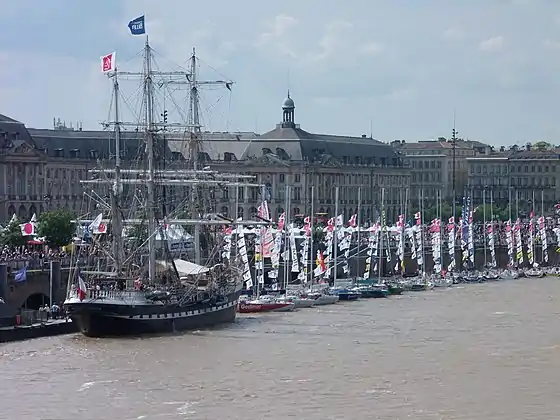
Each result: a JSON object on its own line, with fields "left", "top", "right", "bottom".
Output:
{"left": 2, "top": 278, "right": 560, "bottom": 419}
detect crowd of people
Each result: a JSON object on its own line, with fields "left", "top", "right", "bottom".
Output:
{"left": 0, "top": 246, "right": 71, "bottom": 268}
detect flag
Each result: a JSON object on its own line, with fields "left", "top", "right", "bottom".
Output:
{"left": 77, "top": 276, "right": 87, "bottom": 301}
{"left": 20, "top": 222, "right": 35, "bottom": 236}
{"left": 14, "top": 267, "right": 27, "bottom": 283}
{"left": 128, "top": 15, "right": 146, "bottom": 35}
{"left": 88, "top": 213, "right": 107, "bottom": 234}
{"left": 101, "top": 52, "right": 116, "bottom": 73}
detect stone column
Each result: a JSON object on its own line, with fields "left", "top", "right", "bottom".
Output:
{"left": 49, "top": 260, "right": 61, "bottom": 305}
{"left": 0, "top": 264, "right": 7, "bottom": 301}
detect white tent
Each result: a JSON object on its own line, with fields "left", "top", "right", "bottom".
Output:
{"left": 174, "top": 259, "right": 209, "bottom": 276}
{"left": 156, "top": 259, "right": 209, "bottom": 276}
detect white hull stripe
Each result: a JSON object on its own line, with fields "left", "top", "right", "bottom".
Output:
{"left": 107, "top": 300, "right": 238, "bottom": 320}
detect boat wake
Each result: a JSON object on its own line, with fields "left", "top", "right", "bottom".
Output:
{"left": 78, "top": 379, "right": 117, "bottom": 392}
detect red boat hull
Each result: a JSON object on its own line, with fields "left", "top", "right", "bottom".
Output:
{"left": 237, "top": 301, "right": 293, "bottom": 313}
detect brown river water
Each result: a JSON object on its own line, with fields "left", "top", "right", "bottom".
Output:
{"left": 2, "top": 278, "right": 560, "bottom": 420}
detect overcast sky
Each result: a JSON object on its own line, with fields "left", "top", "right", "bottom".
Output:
{"left": 0, "top": 0, "right": 559, "bottom": 146}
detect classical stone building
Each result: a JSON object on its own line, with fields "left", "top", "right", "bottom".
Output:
{"left": 0, "top": 114, "right": 162, "bottom": 221}
{"left": 1, "top": 94, "right": 410, "bottom": 224}
{"left": 467, "top": 145, "right": 560, "bottom": 207}
{"left": 392, "top": 138, "right": 491, "bottom": 204}
{"left": 170, "top": 94, "right": 411, "bottom": 223}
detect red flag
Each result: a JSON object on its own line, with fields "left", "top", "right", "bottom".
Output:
{"left": 101, "top": 52, "right": 116, "bottom": 73}
{"left": 77, "top": 276, "right": 87, "bottom": 301}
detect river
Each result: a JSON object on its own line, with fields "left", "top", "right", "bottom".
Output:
{"left": 2, "top": 277, "right": 560, "bottom": 419}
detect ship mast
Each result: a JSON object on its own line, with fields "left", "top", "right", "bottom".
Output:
{"left": 110, "top": 67, "right": 124, "bottom": 274}
{"left": 84, "top": 41, "right": 259, "bottom": 278}
{"left": 143, "top": 37, "right": 158, "bottom": 282}
{"left": 164, "top": 47, "right": 234, "bottom": 169}
{"left": 189, "top": 48, "right": 200, "bottom": 169}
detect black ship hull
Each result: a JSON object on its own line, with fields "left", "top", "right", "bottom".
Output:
{"left": 66, "top": 290, "right": 241, "bottom": 337}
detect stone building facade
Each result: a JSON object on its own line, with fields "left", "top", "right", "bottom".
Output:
{"left": 1, "top": 95, "right": 410, "bottom": 224}
{"left": 467, "top": 145, "right": 560, "bottom": 206}
{"left": 170, "top": 94, "right": 411, "bottom": 223}
{"left": 392, "top": 138, "right": 491, "bottom": 204}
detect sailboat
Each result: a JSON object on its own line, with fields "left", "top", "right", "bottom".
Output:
{"left": 64, "top": 39, "right": 264, "bottom": 337}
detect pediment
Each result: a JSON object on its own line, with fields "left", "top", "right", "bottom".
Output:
{"left": 9, "top": 142, "right": 45, "bottom": 158}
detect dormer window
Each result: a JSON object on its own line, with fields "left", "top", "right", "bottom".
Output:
{"left": 89, "top": 149, "right": 98, "bottom": 159}
{"left": 262, "top": 147, "right": 272, "bottom": 155}
{"left": 171, "top": 151, "right": 182, "bottom": 161}
{"left": 197, "top": 152, "right": 211, "bottom": 162}
{"left": 70, "top": 148, "right": 80, "bottom": 158}
{"left": 276, "top": 147, "right": 290, "bottom": 160}
{"left": 54, "top": 148, "right": 64, "bottom": 158}
{"left": 224, "top": 152, "right": 237, "bottom": 162}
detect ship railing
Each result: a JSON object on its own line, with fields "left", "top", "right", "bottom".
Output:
{"left": 68, "top": 289, "right": 144, "bottom": 301}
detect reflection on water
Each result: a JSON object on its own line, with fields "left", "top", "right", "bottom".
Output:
{"left": 2, "top": 278, "right": 560, "bottom": 419}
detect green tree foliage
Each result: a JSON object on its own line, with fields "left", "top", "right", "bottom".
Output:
{"left": 472, "top": 204, "right": 511, "bottom": 222}
{"left": 36, "top": 210, "right": 75, "bottom": 247}
{"left": 533, "top": 141, "right": 552, "bottom": 151}
{"left": 312, "top": 226, "right": 325, "bottom": 242}
{"left": 0, "top": 218, "right": 26, "bottom": 248}
{"left": 127, "top": 223, "right": 149, "bottom": 248}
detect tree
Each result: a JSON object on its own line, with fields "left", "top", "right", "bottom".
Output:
{"left": 312, "top": 226, "right": 325, "bottom": 243}
{"left": 0, "top": 218, "right": 26, "bottom": 248}
{"left": 36, "top": 210, "right": 75, "bottom": 247}
{"left": 533, "top": 141, "right": 552, "bottom": 151}
{"left": 127, "top": 223, "right": 149, "bottom": 248}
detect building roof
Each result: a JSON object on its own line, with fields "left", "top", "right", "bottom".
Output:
{"left": 239, "top": 96, "right": 401, "bottom": 167}
{"left": 241, "top": 124, "right": 400, "bottom": 166}
{"left": 27, "top": 128, "right": 150, "bottom": 160}
{"left": 167, "top": 131, "right": 258, "bottom": 161}
{"left": 0, "top": 114, "right": 36, "bottom": 148}
{"left": 397, "top": 140, "right": 473, "bottom": 150}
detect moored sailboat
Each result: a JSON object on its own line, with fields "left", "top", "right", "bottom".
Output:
{"left": 64, "top": 25, "right": 263, "bottom": 337}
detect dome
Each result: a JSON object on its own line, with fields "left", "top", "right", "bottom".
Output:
{"left": 282, "top": 95, "right": 295, "bottom": 109}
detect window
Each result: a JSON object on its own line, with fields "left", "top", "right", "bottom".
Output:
{"left": 279, "top": 174, "right": 285, "bottom": 183}
{"left": 224, "top": 152, "right": 237, "bottom": 162}
{"left": 294, "top": 174, "right": 300, "bottom": 183}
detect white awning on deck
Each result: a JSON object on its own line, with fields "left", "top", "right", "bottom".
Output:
{"left": 156, "top": 259, "right": 209, "bottom": 276}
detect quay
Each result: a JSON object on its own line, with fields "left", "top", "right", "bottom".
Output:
{"left": 0, "top": 318, "right": 76, "bottom": 343}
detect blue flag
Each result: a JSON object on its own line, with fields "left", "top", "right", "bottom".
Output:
{"left": 128, "top": 15, "right": 146, "bottom": 35}
{"left": 14, "top": 266, "right": 27, "bottom": 283}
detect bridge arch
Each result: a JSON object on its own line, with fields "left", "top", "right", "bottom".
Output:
{"left": 23, "top": 293, "right": 50, "bottom": 310}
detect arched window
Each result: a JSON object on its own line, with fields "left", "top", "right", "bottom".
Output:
{"left": 18, "top": 204, "right": 26, "bottom": 219}
{"left": 237, "top": 207, "right": 244, "bottom": 219}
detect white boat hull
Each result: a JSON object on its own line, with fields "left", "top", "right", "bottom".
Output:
{"left": 312, "top": 295, "right": 339, "bottom": 305}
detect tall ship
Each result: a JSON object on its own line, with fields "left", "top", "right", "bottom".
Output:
{"left": 64, "top": 37, "right": 263, "bottom": 337}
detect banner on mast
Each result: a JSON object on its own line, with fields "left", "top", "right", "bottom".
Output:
{"left": 128, "top": 15, "right": 146, "bottom": 35}
{"left": 101, "top": 52, "right": 116, "bottom": 73}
